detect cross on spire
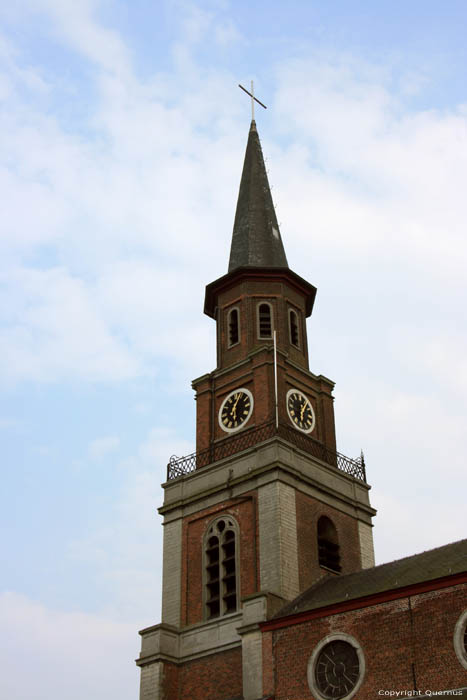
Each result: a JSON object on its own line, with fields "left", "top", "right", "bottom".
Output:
{"left": 238, "top": 81, "right": 267, "bottom": 121}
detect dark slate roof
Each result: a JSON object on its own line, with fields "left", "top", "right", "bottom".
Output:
{"left": 276, "top": 538, "right": 467, "bottom": 619}
{"left": 228, "top": 120, "right": 288, "bottom": 272}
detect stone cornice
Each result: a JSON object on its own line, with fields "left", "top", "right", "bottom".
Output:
{"left": 159, "top": 437, "right": 375, "bottom": 524}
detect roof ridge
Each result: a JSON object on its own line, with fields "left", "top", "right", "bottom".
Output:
{"left": 273, "top": 538, "right": 467, "bottom": 620}
{"left": 369, "top": 537, "right": 467, "bottom": 574}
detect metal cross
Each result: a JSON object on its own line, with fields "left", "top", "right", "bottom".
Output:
{"left": 238, "top": 80, "right": 267, "bottom": 120}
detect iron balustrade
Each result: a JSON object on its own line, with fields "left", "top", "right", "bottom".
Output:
{"left": 167, "top": 421, "right": 366, "bottom": 482}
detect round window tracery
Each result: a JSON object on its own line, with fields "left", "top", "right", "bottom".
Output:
{"left": 308, "top": 634, "right": 365, "bottom": 700}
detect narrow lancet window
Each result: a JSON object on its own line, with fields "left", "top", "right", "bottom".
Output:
{"left": 289, "top": 309, "right": 299, "bottom": 347}
{"left": 258, "top": 303, "right": 272, "bottom": 338}
{"left": 205, "top": 517, "right": 238, "bottom": 619}
{"left": 228, "top": 308, "right": 239, "bottom": 347}
{"left": 317, "top": 516, "right": 341, "bottom": 572}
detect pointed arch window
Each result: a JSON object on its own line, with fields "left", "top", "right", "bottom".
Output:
{"left": 289, "top": 308, "right": 300, "bottom": 348}
{"left": 205, "top": 516, "right": 239, "bottom": 619}
{"left": 317, "top": 516, "right": 341, "bottom": 572}
{"left": 257, "top": 302, "right": 273, "bottom": 339}
{"left": 227, "top": 307, "right": 240, "bottom": 347}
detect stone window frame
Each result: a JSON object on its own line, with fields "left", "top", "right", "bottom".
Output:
{"left": 226, "top": 305, "right": 241, "bottom": 348}
{"left": 288, "top": 306, "right": 301, "bottom": 348}
{"left": 256, "top": 301, "right": 274, "bottom": 340}
{"left": 307, "top": 632, "right": 366, "bottom": 700}
{"left": 203, "top": 514, "right": 240, "bottom": 621}
{"left": 454, "top": 608, "right": 467, "bottom": 670}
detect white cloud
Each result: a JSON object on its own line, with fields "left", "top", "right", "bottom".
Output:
{"left": 0, "top": 5, "right": 466, "bottom": 681}
{"left": 0, "top": 0, "right": 132, "bottom": 75}
{"left": 0, "top": 592, "right": 137, "bottom": 700}
{"left": 272, "top": 56, "right": 467, "bottom": 280}
{"left": 88, "top": 435, "right": 120, "bottom": 460}
{"left": 2, "top": 45, "right": 464, "bottom": 389}
{"left": 373, "top": 490, "right": 463, "bottom": 565}
{"left": 214, "top": 18, "right": 242, "bottom": 47}
{"left": 69, "top": 426, "right": 194, "bottom": 623}
{"left": 0, "top": 417, "right": 22, "bottom": 429}
{"left": 391, "top": 326, "right": 467, "bottom": 396}
{"left": 336, "top": 375, "right": 466, "bottom": 565}
{"left": 0, "top": 7, "right": 243, "bottom": 387}
{"left": 0, "top": 33, "right": 50, "bottom": 96}
{"left": 0, "top": 267, "right": 138, "bottom": 383}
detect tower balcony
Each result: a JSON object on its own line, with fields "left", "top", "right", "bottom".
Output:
{"left": 167, "top": 420, "right": 366, "bottom": 483}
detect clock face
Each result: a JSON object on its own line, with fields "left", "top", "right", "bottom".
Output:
{"left": 286, "top": 389, "right": 315, "bottom": 433}
{"left": 314, "top": 640, "right": 360, "bottom": 699}
{"left": 219, "top": 388, "right": 253, "bottom": 433}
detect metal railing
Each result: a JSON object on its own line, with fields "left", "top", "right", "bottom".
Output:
{"left": 167, "top": 421, "right": 366, "bottom": 482}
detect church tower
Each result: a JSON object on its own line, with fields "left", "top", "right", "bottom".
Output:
{"left": 136, "top": 120, "right": 376, "bottom": 700}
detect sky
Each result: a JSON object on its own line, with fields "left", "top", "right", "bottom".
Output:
{"left": 1, "top": 0, "right": 466, "bottom": 697}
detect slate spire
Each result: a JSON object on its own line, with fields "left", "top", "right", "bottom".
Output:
{"left": 228, "top": 120, "right": 289, "bottom": 272}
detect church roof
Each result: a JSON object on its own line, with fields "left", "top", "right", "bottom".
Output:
{"left": 228, "top": 120, "right": 288, "bottom": 272}
{"left": 276, "top": 538, "right": 467, "bottom": 619}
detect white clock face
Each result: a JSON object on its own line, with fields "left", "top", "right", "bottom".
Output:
{"left": 286, "top": 389, "right": 315, "bottom": 433}
{"left": 218, "top": 388, "right": 254, "bottom": 433}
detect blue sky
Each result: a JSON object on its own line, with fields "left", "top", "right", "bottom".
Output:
{"left": 1, "top": 1, "right": 467, "bottom": 697}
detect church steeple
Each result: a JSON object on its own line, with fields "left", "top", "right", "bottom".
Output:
{"left": 228, "top": 120, "right": 288, "bottom": 271}
{"left": 136, "top": 106, "right": 376, "bottom": 700}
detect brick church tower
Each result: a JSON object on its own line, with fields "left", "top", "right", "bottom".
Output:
{"left": 136, "top": 120, "right": 377, "bottom": 700}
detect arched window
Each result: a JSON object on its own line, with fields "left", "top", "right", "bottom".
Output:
{"left": 257, "top": 302, "right": 272, "bottom": 339}
{"left": 289, "top": 308, "right": 300, "bottom": 347}
{"left": 317, "top": 516, "right": 341, "bottom": 572}
{"left": 205, "top": 516, "right": 239, "bottom": 619}
{"left": 227, "top": 307, "right": 239, "bottom": 347}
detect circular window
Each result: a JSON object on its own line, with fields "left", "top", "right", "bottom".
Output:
{"left": 308, "top": 634, "right": 365, "bottom": 700}
{"left": 454, "top": 609, "right": 467, "bottom": 670}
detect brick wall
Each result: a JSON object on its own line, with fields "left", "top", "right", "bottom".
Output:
{"left": 295, "top": 491, "right": 363, "bottom": 592}
{"left": 270, "top": 583, "right": 467, "bottom": 699}
{"left": 262, "top": 630, "right": 274, "bottom": 697}
{"left": 193, "top": 270, "right": 335, "bottom": 456}
{"left": 193, "top": 338, "right": 336, "bottom": 457}
{"left": 215, "top": 276, "right": 309, "bottom": 372}
{"left": 181, "top": 494, "right": 259, "bottom": 626}
{"left": 177, "top": 647, "right": 242, "bottom": 700}
{"left": 162, "top": 662, "right": 179, "bottom": 700}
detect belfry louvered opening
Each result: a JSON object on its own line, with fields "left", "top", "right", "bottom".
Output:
{"left": 317, "top": 515, "right": 341, "bottom": 573}
{"left": 258, "top": 302, "right": 272, "bottom": 338}
{"left": 205, "top": 517, "right": 238, "bottom": 619}
{"left": 227, "top": 307, "right": 239, "bottom": 347}
{"left": 289, "top": 308, "right": 299, "bottom": 347}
